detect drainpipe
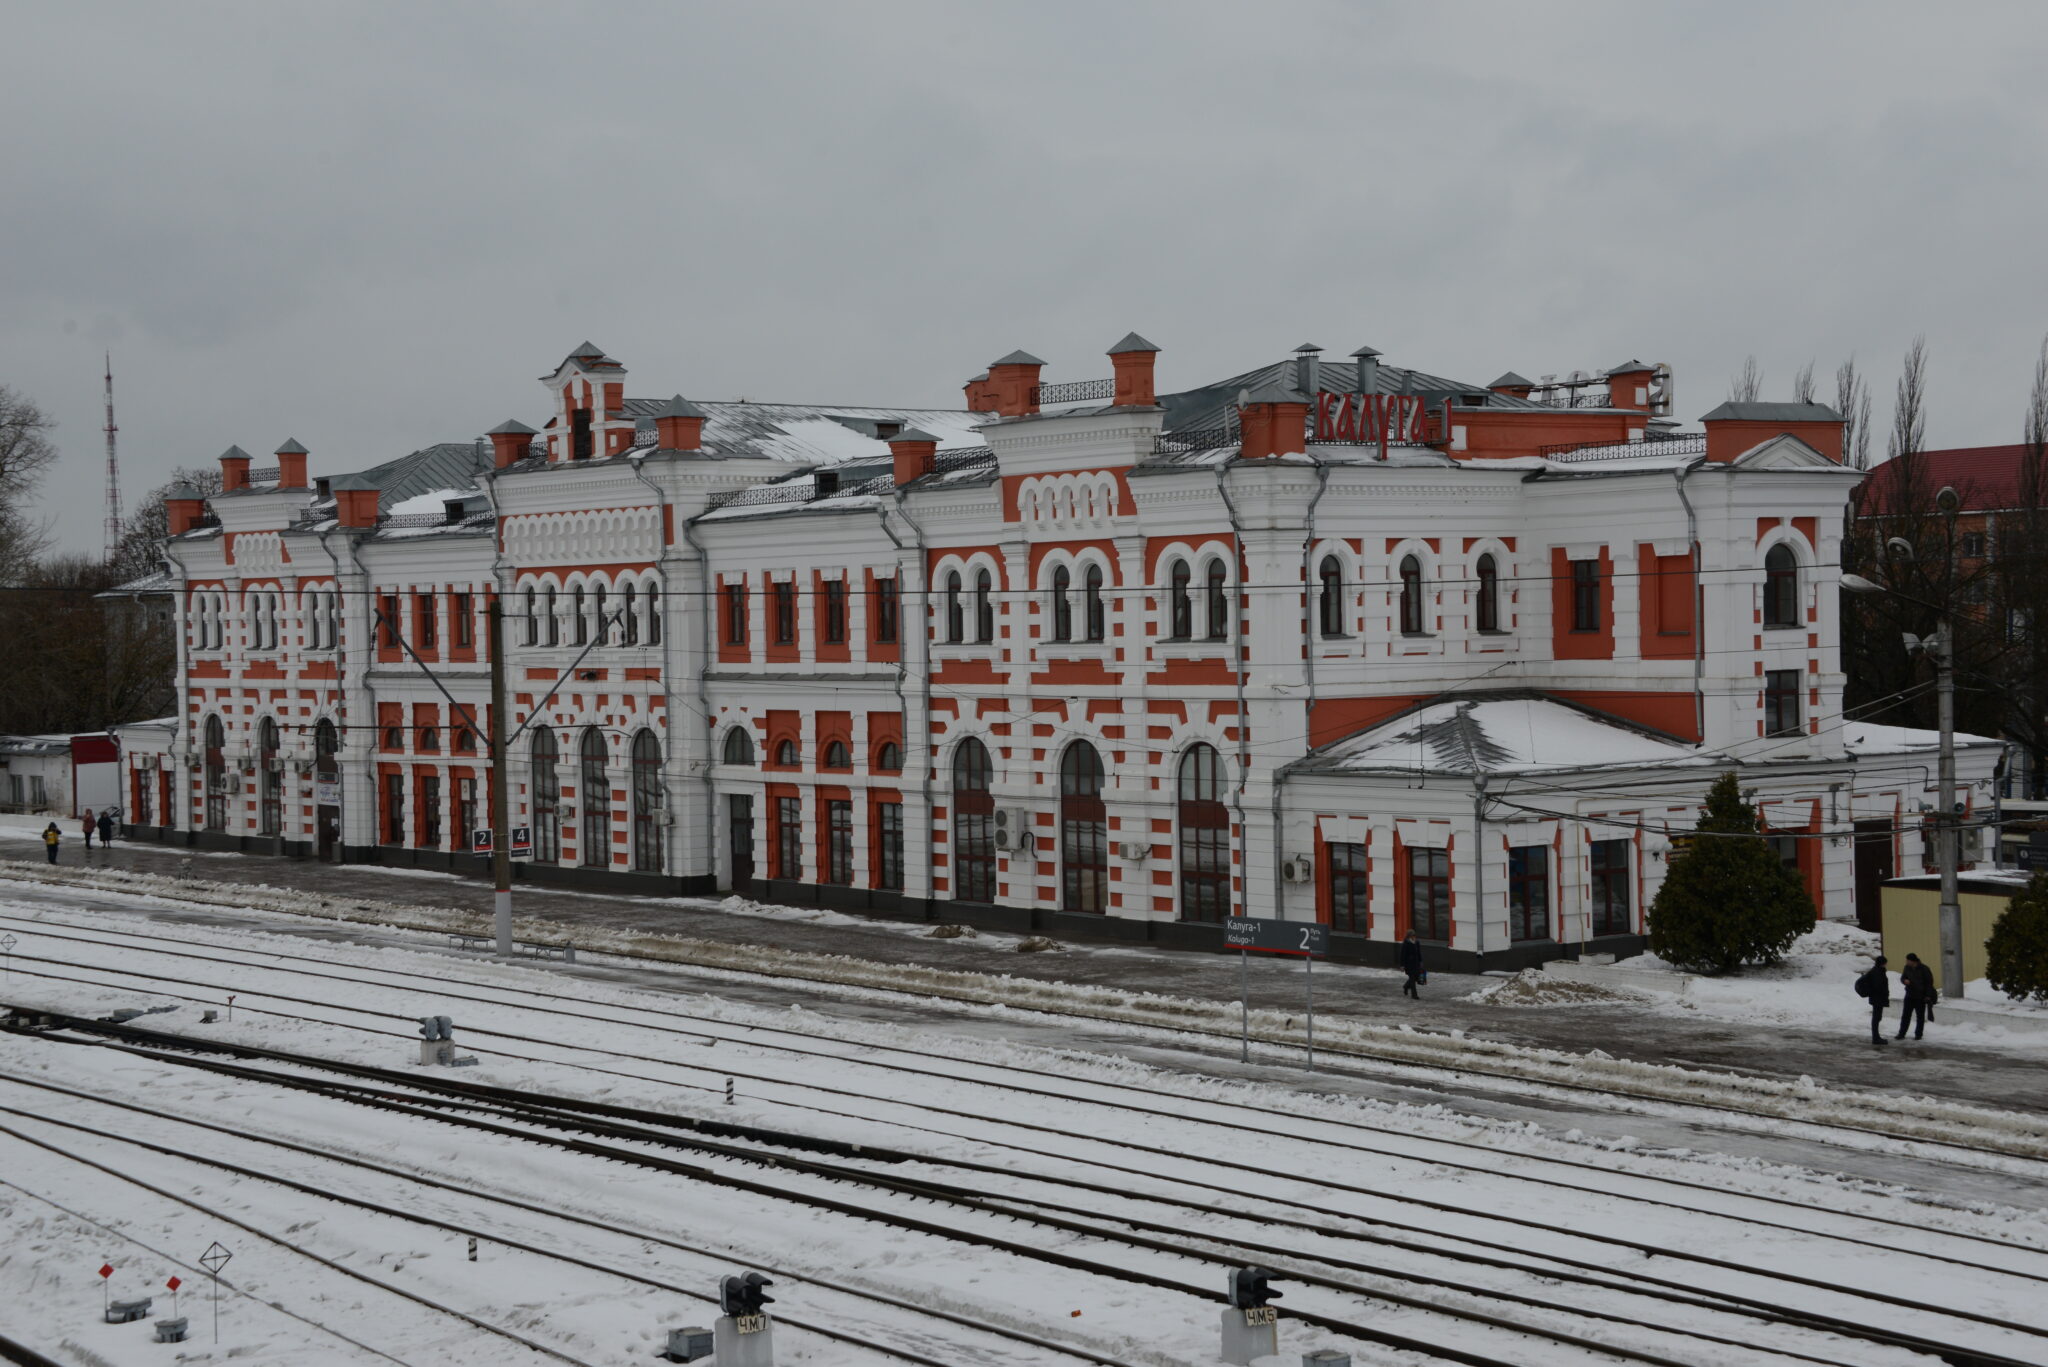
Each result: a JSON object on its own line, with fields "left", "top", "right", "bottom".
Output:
{"left": 629, "top": 455, "right": 690, "bottom": 883}
{"left": 1672, "top": 459, "right": 1706, "bottom": 744}
{"left": 1214, "top": 462, "right": 1259, "bottom": 915}
{"left": 1301, "top": 453, "right": 1331, "bottom": 711}
{"left": 1473, "top": 776, "right": 1488, "bottom": 973}
{"left": 891, "top": 486, "right": 937, "bottom": 907}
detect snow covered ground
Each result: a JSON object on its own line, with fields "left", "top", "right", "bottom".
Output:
{"left": 4, "top": 873, "right": 2048, "bottom": 1366}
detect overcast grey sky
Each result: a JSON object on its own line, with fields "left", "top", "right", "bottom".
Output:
{"left": 6, "top": 1, "right": 2047, "bottom": 552}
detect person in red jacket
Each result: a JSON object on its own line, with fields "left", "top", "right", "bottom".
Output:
{"left": 80, "top": 808, "right": 96, "bottom": 850}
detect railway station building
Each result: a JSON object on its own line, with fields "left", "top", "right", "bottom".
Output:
{"left": 119, "top": 339, "right": 2001, "bottom": 968}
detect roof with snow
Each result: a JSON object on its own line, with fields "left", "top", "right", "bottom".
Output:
{"left": 1297, "top": 695, "right": 1705, "bottom": 778}
{"left": 621, "top": 399, "right": 989, "bottom": 466}
{"left": 1840, "top": 721, "right": 2003, "bottom": 755}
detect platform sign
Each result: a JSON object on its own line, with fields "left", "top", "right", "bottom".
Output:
{"left": 510, "top": 826, "right": 532, "bottom": 857}
{"left": 473, "top": 828, "right": 493, "bottom": 854}
{"left": 1224, "top": 917, "right": 1328, "bottom": 957}
{"left": 2018, "top": 844, "right": 2047, "bottom": 871}
{"left": 313, "top": 779, "right": 342, "bottom": 806}
{"left": 1225, "top": 918, "right": 1328, "bottom": 1073}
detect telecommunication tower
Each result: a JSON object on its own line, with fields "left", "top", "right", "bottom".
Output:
{"left": 103, "top": 353, "right": 122, "bottom": 560}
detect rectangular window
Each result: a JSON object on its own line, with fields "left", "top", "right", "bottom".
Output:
{"left": 1764, "top": 669, "right": 1802, "bottom": 736}
{"left": 724, "top": 583, "right": 748, "bottom": 645}
{"left": 823, "top": 580, "right": 847, "bottom": 644}
{"left": 384, "top": 772, "right": 405, "bottom": 844}
{"left": 1328, "top": 841, "right": 1369, "bottom": 934}
{"left": 826, "top": 799, "right": 853, "bottom": 884}
{"left": 1407, "top": 846, "right": 1451, "bottom": 942}
{"left": 1589, "top": 838, "right": 1630, "bottom": 935}
{"left": 1571, "top": 559, "right": 1601, "bottom": 632}
{"left": 417, "top": 594, "right": 437, "bottom": 649}
{"left": 454, "top": 593, "right": 473, "bottom": 648}
{"left": 773, "top": 581, "right": 795, "bottom": 644}
{"left": 1508, "top": 845, "right": 1550, "bottom": 942}
{"left": 876, "top": 802, "right": 903, "bottom": 890}
{"left": 379, "top": 595, "right": 400, "bottom": 647}
{"left": 775, "top": 795, "right": 802, "bottom": 880}
{"left": 875, "top": 577, "right": 898, "bottom": 644}
{"left": 456, "top": 777, "right": 476, "bottom": 851}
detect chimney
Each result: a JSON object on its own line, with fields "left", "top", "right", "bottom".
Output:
{"left": 985, "top": 350, "right": 1045, "bottom": 418}
{"left": 274, "top": 438, "right": 309, "bottom": 489}
{"left": 1107, "top": 332, "right": 1161, "bottom": 407}
{"left": 330, "top": 474, "right": 381, "bottom": 528}
{"left": 1293, "top": 343, "right": 1323, "bottom": 396}
{"left": 1701, "top": 401, "right": 1846, "bottom": 465}
{"left": 218, "top": 445, "right": 252, "bottom": 492}
{"left": 888, "top": 427, "right": 940, "bottom": 486}
{"left": 962, "top": 371, "right": 996, "bottom": 412}
{"left": 652, "top": 395, "right": 706, "bottom": 451}
{"left": 1351, "top": 346, "right": 1383, "bottom": 396}
{"left": 164, "top": 483, "right": 206, "bottom": 536}
{"left": 1487, "top": 371, "right": 1535, "bottom": 400}
{"left": 488, "top": 419, "right": 538, "bottom": 469}
{"left": 1603, "top": 360, "right": 1657, "bottom": 413}
{"left": 1238, "top": 383, "right": 1311, "bottom": 459}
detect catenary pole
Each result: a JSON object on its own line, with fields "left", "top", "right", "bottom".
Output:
{"left": 1935, "top": 620, "right": 1963, "bottom": 999}
{"left": 489, "top": 598, "right": 512, "bottom": 954}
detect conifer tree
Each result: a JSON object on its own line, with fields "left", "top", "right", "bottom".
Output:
{"left": 1647, "top": 773, "right": 1815, "bottom": 974}
{"left": 1984, "top": 872, "right": 2048, "bottom": 1002}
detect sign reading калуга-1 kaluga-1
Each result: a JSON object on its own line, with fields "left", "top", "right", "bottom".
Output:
{"left": 1223, "top": 916, "right": 1329, "bottom": 957}
{"left": 1314, "top": 391, "right": 1430, "bottom": 444}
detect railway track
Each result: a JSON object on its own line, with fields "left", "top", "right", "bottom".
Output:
{"left": 13, "top": 1014, "right": 2048, "bottom": 1367}
{"left": 3, "top": 886, "right": 2038, "bottom": 1161}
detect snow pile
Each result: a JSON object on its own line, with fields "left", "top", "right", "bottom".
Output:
{"left": 1469, "top": 970, "right": 1649, "bottom": 1008}
{"left": 6, "top": 856, "right": 2048, "bottom": 1162}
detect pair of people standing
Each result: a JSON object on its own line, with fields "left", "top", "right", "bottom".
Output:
{"left": 1855, "top": 953, "right": 1936, "bottom": 1044}
{"left": 80, "top": 808, "right": 114, "bottom": 849}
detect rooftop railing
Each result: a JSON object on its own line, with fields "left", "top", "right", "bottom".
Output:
{"left": 1030, "top": 377, "right": 1116, "bottom": 406}
{"left": 1540, "top": 431, "right": 1707, "bottom": 462}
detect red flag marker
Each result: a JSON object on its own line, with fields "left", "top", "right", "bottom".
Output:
{"left": 166, "top": 1276, "right": 182, "bottom": 1291}
{"left": 99, "top": 1263, "right": 113, "bottom": 1279}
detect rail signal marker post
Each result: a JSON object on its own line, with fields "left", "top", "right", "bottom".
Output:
{"left": 2, "top": 932, "right": 16, "bottom": 980}
{"left": 1224, "top": 918, "right": 1330, "bottom": 1071}
{"left": 198, "top": 1241, "right": 232, "bottom": 1344}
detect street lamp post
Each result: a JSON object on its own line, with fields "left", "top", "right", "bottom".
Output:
{"left": 1843, "top": 527, "right": 1967, "bottom": 999}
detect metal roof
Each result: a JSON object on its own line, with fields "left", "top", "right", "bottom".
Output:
{"left": 991, "top": 349, "right": 1046, "bottom": 367}
{"left": 274, "top": 438, "right": 308, "bottom": 455}
{"left": 1698, "top": 401, "right": 1842, "bottom": 423}
{"left": 620, "top": 398, "right": 987, "bottom": 467}
{"left": 1159, "top": 356, "right": 1548, "bottom": 437}
{"left": 1107, "top": 332, "right": 1160, "bottom": 355}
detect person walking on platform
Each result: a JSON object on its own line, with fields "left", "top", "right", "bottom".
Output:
{"left": 80, "top": 809, "right": 96, "bottom": 850}
{"left": 1855, "top": 955, "right": 1890, "bottom": 1045}
{"left": 42, "top": 822, "right": 61, "bottom": 864}
{"left": 1399, "top": 930, "right": 1425, "bottom": 999}
{"left": 97, "top": 810, "right": 114, "bottom": 847}
{"left": 1897, "top": 952, "right": 1936, "bottom": 1040}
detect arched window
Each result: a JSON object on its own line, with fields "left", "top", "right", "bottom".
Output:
{"left": 1399, "top": 554, "right": 1425, "bottom": 635}
{"left": 1083, "top": 563, "right": 1105, "bottom": 642}
{"left": 775, "top": 739, "right": 798, "bottom": 768}
{"left": 531, "top": 728, "right": 560, "bottom": 864}
{"left": 975, "top": 568, "right": 995, "bottom": 642}
{"left": 645, "top": 586, "right": 661, "bottom": 645}
{"left": 1764, "top": 544, "right": 1799, "bottom": 628}
{"left": 543, "top": 586, "right": 559, "bottom": 646}
{"left": 1177, "top": 744, "right": 1229, "bottom": 922}
{"left": 1050, "top": 566, "right": 1073, "bottom": 642}
{"left": 1168, "top": 559, "right": 1192, "bottom": 639}
{"left": 579, "top": 728, "right": 609, "bottom": 867}
{"left": 951, "top": 738, "right": 995, "bottom": 903}
{"left": 945, "top": 571, "right": 964, "bottom": 643}
{"left": 418, "top": 726, "right": 439, "bottom": 753}
{"left": 1319, "top": 555, "right": 1345, "bottom": 637}
{"left": 523, "top": 587, "right": 538, "bottom": 646}
{"left": 594, "top": 584, "right": 609, "bottom": 644}
{"left": 722, "top": 728, "right": 755, "bottom": 766}
{"left": 257, "top": 717, "right": 282, "bottom": 837}
{"left": 822, "top": 739, "right": 850, "bottom": 770}
{"left": 1060, "top": 742, "right": 1106, "bottom": 913}
{"left": 1475, "top": 553, "right": 1500, "bottom": 633}
{"left": 203, "top": 715, "right": 227, "bottom": 832}
{"left": 622, "top": 583, "right": 639, "bottom": 644}
{"left": 1204, "top": 559, "right": 1229, "bottom": 641}
{"left": 571, "top": 586, "right": 588, "bottom": 645}
{"left": 632, "top": 729, "right": 663, "bottom": 873}
{"left": 875, "top": 740, "right": 902, "bottom": 773}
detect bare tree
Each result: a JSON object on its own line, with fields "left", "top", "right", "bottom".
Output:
{"left": 1836, "top": 357, "right": 1874, "bottom": 470}
{"left": 0, "top": 385, "right": 57, "bottom": 582}
{"left": 1887, "top": 336, "right": 1928, "bottom": 462}
{"left": 110, "top": 464, "right": 222, "bottom": 584}
{"left": 1791, "top": 359, "right": 1816, "bottom": 405}
{"left": 1728, "top": 355, "right": 1764, "bottom": 404}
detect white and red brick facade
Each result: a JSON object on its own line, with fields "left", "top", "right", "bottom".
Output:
{"left": 123, "top": 340, "right": 2000, "bottom": 967}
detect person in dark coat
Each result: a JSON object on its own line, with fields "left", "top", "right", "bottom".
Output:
{"left": 1856, "top": 955, "right": 1890, "bottom": 1045}
{"left": 42, "top": 823, "right": 60, "bottom": 864}
{"left": 1399, "top": 930, "right": 1424, "bottom": 999}
{"left": 1897, "top": 952, "right": 1936, "bottom": 1040}
{"left": 96, "top": 810, "right": 114, "bottom": 847}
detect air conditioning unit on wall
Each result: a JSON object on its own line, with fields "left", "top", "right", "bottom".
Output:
{"left": 1117, "top": 842, "right": 1150, "bottom": 861}
{"left": 1280, "top": 856, "right": 1314, "bottom": 884}
{"left": 992, "top": 808, "right": 1033, "bottom": 850}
